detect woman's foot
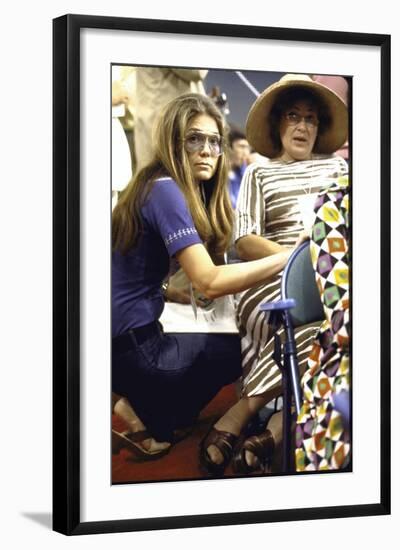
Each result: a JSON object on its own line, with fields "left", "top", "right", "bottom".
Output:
{"left": 199, "top": 426, "right": 240, "bottom": 476}
{"left": 112, "top": 429, "right": 171, "bottom": 461}
{"left": 200, "top": 393, "right": 273, "bottom": 470}
{"left": 199, "top": 401, "right": 257, "bottom": 474}
{"left": 113, "top": 397, "right": 171, "bottom": 456}
{"left": 233, "top": 410, "right": 282, "bottom": 474}
{"left": 232, "top": 429, "right": 275, "bottom": 474}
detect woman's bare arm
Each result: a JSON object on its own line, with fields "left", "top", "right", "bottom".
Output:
{"left": 235, "top": 231, "right": 310, "bottom": 261}
{"left": 235, "top": 234, "right": 286, "bottom": 261}
{"left": 175, "top": 243, "right": 291, "bottom": 300}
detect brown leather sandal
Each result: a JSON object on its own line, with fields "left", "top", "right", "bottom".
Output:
{"left": 112, "top": 429, "right": 171, "bottom": 461}
{"left": 232, "top": 429, "right": 275, "bottom": 474}
{"left": 199, "top": 427, "right": 239, "bottom": 476}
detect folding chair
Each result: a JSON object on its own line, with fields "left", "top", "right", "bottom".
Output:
{"left": 260, "top": 241, "right": 325, "bottom": 472}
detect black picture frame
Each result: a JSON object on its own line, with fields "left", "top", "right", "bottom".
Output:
{"left": 53, "top": 13, "right": 391, "bottom": 535}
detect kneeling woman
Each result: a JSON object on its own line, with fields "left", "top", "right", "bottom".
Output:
{"left": 112, "top": 93, "right": 299, "bottom": 459}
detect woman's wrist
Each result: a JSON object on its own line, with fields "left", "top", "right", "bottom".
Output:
{"left": 261, "top": 249, "right": 291, "bottom": 276}
{"left": 162, "top": 280, "right": 169, "bottom": 300}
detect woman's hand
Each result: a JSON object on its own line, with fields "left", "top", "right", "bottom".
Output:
{"left": 164, "top": 284, "right": 191, "bottom": 305}
{"left": 165, "top": 284, "right": 207, "bottom": 307}
{"left": 294, "top": 229, "right": 311, "bottom": 249}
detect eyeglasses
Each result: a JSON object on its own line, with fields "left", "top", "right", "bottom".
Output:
{"left": 183, "top": 132, "right": 223, "bottom": 157}
{"left": 283, "top": 112, "right": 319, "bottom": 127}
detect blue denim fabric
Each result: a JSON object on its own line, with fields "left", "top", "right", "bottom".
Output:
{"left": 112, "top": 324, "right": 241, "bottom": 441}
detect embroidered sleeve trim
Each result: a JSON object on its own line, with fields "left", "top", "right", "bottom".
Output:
{"left": 164, "top": 227, "right": 198, "bottom": 246}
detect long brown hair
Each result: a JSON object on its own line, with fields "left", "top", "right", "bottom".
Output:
{"left": 112, "top": 93, "right": 233, "bottom": 255}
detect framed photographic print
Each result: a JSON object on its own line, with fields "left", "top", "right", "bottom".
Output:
{"left": 53, "top": 14, "right": 391, "bottom": 535}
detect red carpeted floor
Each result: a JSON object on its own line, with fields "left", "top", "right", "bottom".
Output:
{"left": 112, "top": 384, "right": 251, "bottom": 484}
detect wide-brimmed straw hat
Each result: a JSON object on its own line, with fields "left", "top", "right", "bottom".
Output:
{"left": 246, "top": 73, "right": 348, "bottom": 157}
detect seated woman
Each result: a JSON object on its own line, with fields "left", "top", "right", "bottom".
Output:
{"left": 200, "top": 74, "right": 349, "bottom": 475}
{"left": 296, "top": 175, "right": 350, "bottom": 471}
{"left": 111, "top": 93, "right": 302, "bottom": 460}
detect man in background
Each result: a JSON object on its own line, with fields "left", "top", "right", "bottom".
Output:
{"left": 227, "top": 126, "right": 251, "bottom": 209}
{"left": 133, "top": 67, "right": 208, "bottom": 172}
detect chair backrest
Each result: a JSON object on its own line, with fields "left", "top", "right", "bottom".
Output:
{"left": 281, "top": 241, "right": 324, "bottom": 327}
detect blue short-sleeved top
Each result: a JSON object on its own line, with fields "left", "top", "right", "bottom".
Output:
{"left": 112, "top": 177, "right": 202, "bottom": 337}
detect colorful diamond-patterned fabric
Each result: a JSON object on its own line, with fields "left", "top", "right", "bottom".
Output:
{"left": 296, "top": 176, "right": 350, "bottom": 471}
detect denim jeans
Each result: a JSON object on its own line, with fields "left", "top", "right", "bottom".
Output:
{"left": 112, "top": 322, "right": 241, "bottom": 441}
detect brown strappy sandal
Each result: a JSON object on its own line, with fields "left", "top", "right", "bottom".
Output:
{"left": 232, "top": 429, "right": 275, "bottom": 474}
{"left": 199, "top": 427, "right": 240, "bottom": 476}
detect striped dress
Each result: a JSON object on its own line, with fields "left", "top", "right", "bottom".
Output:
{"left": 235, "top": 154, "right": 348, "bottom": 397}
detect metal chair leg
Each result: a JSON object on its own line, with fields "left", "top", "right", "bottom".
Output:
{"left": 283, "top": 311, "right": 303, "bottom": 415}
{"left": 269, "top": 309, "right": 303, "bottom": 473}
{"left": 281, "top": 363, "right": 292, "bottom": 473}
{"left": 282, "top": 312, "right": 303, "bottom": 472}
